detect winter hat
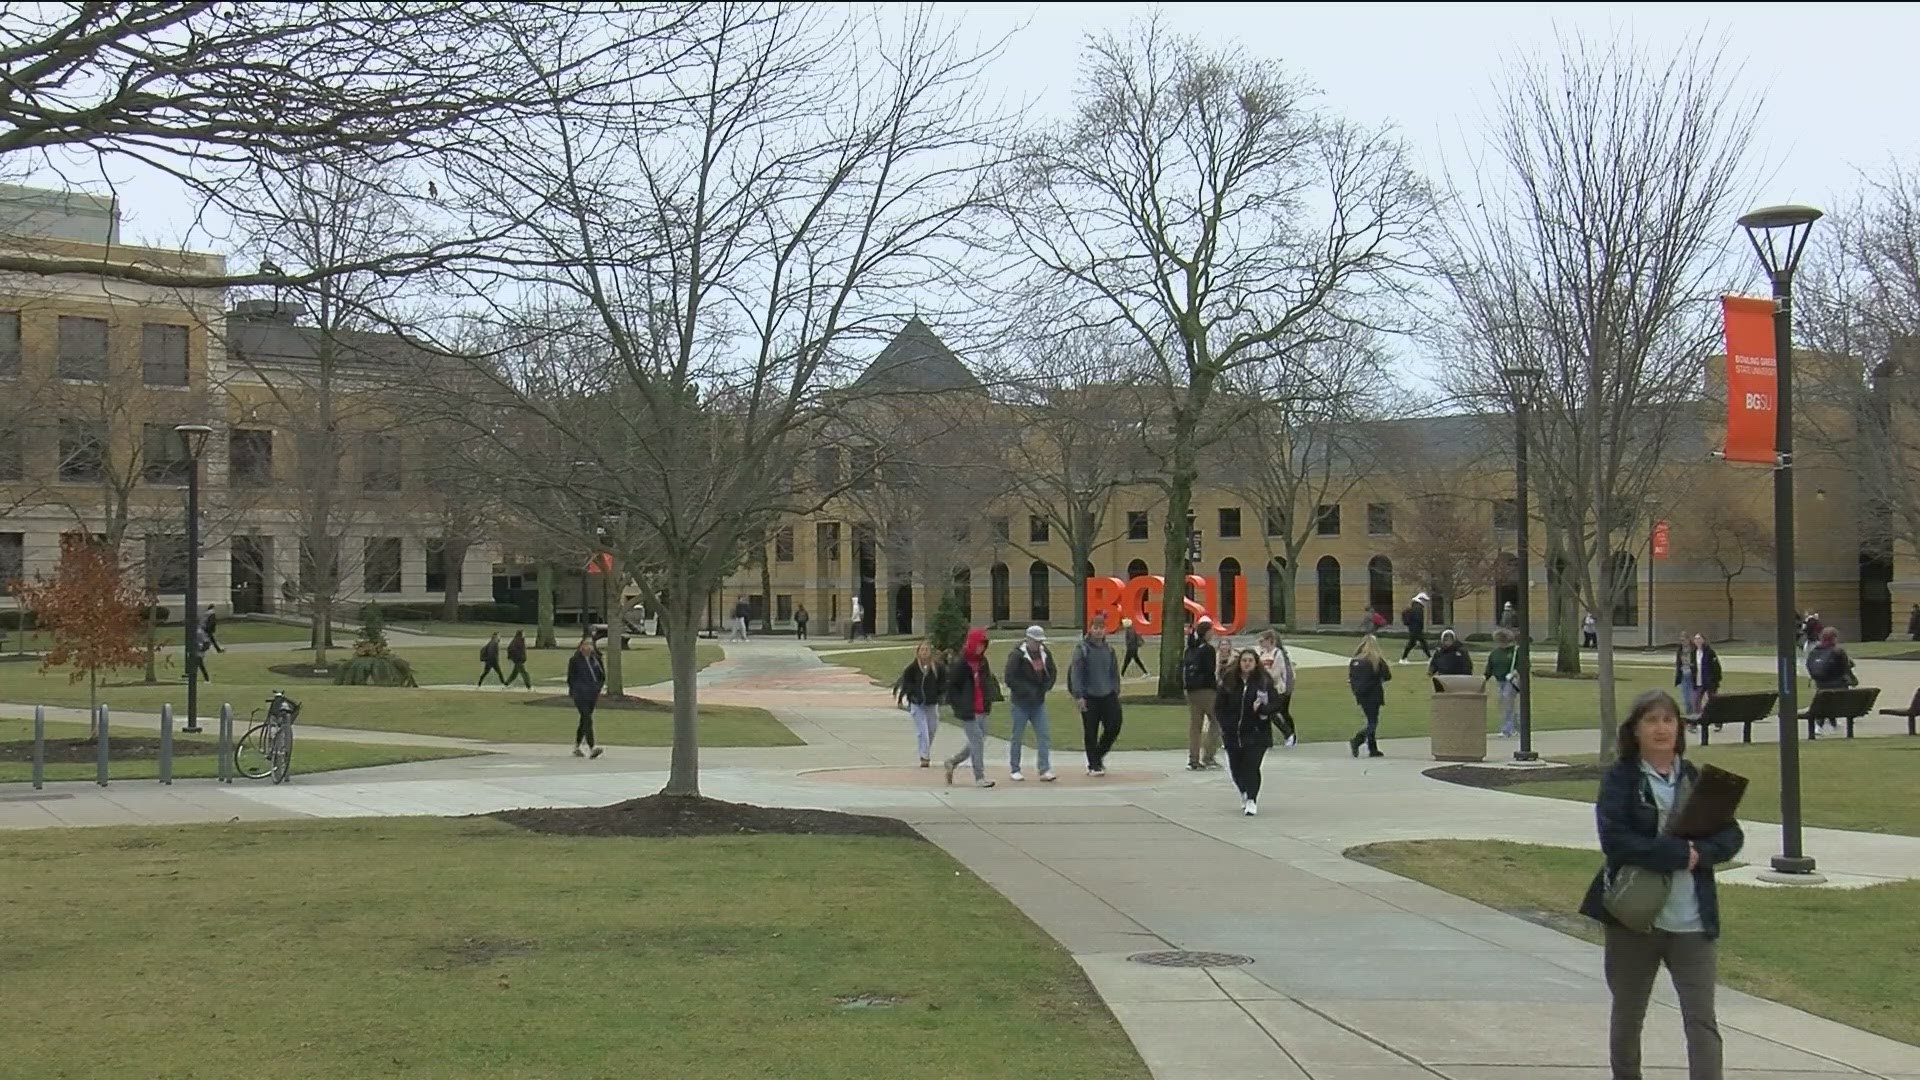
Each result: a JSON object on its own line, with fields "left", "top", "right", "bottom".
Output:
{"left": 1120, "top": 617, "right": 1133, "bottom": 628}
{"left": 1024, "top": 625, "right": 1046, "bottom": 642}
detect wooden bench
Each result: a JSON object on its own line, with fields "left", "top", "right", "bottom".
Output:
{"left": 1799, "top": 687, "right": 1882, "bottom": 740}
{"left": 1877, "top": 687, "right": 1920, "bottom": 736}
{"left": 1685, "top": 690, "right": 1779, "bottom": 746}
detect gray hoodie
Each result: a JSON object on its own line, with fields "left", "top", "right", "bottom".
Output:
{"left": 1068, "top": 634, "right": 1121, "bottom": 699}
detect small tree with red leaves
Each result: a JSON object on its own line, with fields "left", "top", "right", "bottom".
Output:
{"left": 12, "top": 535, "right": 155, "bottom": 730}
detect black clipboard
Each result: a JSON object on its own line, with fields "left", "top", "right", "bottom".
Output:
{"left": 1668, "top": 764, "right": 1749, "bottom": 840}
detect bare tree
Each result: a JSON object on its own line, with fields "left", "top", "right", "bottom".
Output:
{"left": 1688, "top": 482, "right": 1772, "bottom": 641}
{"left": 1390, "top": 494, "right": 1499, "bottom": 629}
{"left": 1439, "top": 34, "right": 1755, "bottom": 758}
{"left": 1006, "top": 18, "right": 1430, "bottom": 696}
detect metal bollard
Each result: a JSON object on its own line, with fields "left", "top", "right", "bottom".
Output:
{"left": 159, "top": 703, "right": 174, "bottom": 786}
{"left": 96, "top": 703, "right": 110, "bottom": 787}
{"left": 31, "top": 705, "right": 44, "bottom": 790}
{"left": 217, "top": 703, "right": 233, "bottom": 783}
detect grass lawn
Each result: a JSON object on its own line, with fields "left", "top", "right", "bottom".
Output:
{"left": 1352, "top": 839, "right": 1920, "bottom": 1047}
{"left": 0, "top": 817, "right": 1147, "bottom": 1079}
{"left": 1499, "top": 738, "right": 1920, "bottom": 838}
{"left": 0, "top": 644, "right": 792, "bottom": 748}
{"left": 0, "top": 619, "right": 316, "bottom": 654}
{"left": 388, "top": 619, "right": 549, "bottom": 639}
{"left": 0, "top": 716, "right": 482, "bottom": 784}
{"left": 819, "top": 641, "right": 1772, "bottom": 752}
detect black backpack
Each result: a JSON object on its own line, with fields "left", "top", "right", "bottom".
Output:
{"left": 1182, "top": 642, "right": 1212, "bottom": 686}
{"left": 1807, "top": 649, "right": 1839, "bottom": 682}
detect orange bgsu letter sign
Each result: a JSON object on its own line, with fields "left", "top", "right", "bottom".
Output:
{"left": 1084, "top": 575, "right": 1247, "bottom": 636}
{"left": 1722, "top": 295, "right": 1777, "bottom": 465}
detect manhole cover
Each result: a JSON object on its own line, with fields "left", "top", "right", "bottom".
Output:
{"left": 1127, "top": 950, "right": 1253, "bottom": 968}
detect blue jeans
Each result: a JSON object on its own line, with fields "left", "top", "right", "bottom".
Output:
{"left": 1498, "top": 681, "right": 1520, "bottom": 736}
{"left": 1009, "top": 700, "right": 1050, "bottom": 775}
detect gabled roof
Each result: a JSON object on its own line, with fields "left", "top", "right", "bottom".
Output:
{"left": 850, "top": 317, "right": 981, "bottom": 394}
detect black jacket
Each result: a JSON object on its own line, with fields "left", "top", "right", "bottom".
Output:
{"left": 732, "top": 600, "right": 751, "bottom": 619}
{"left": 480, "top": 639, "right": 500, "bottom": 663}
{"left": 1182, "top": 639, "right": 1218, "bottom": 691}
{"left": 1003, "top": 645, "right": 1057, "bottom": 708}
{"left": 1579, "top": 757, "right": 1744, "bottom": 940}
{"left": 894, "top": 661, "right": 945, "bottom": 706}
{"left": 507, "top": 636, "right": 528, "bottom": 664}
{"left": 1806, "top": 645, "right": 1856, "bottom": 691}
{"left": 1402, "top": 605, "right": 1424, "bottom": 633}
{"left": 1674, "top": 645, "right": 1723, "bottom": 693}
{"left": 1909, "top": 607, "right": 1920, "bottom": 636}
{"left": 1214, "top": 678, "right": 1281, "bottom": 749}
{"left": 1428, "top": 644, "right": 1473, "bottom": 677}
{"left": 566, "top": 650, "right": 605, "bottom": 702}
{"left": 1347, "top": 656, "right": 1391, "bottom": 708}
{"left": 944, "top": 657, "right": 1002, "bottom": 720}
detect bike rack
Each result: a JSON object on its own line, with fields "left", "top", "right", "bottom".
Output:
{"left": 159, "top": 703, "right": 173, "bottom": 786}
{"left": 218, "top": 703, "right": 233, "bottom": 784}
{"left": 95, "top": 704, "right": 109, "bottom": 787}
{"left": 30, "top": 705, "right": 44, "bottom": 790}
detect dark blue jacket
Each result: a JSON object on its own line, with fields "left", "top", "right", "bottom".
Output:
{"left": 1578, "top": 757, "right": 1744, "bottom": 939}
{"left": 566, "top": 650, "right": 605, "bottom": 703}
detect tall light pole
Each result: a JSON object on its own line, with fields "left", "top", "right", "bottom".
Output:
{"left": 174, "top": 424, "right": 214, "bottom": 734}
{"left": 1737, "top": 204, "right": 1823, "bottom": 880}
{"left": 1501, "top": 368, "right": 1543, "bottom": 763}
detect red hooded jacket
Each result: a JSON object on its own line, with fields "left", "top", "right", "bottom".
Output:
{"left": 945, "top": 628, "right": 1001, "bottom": 720}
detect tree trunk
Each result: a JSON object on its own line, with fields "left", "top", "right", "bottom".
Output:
{"left": 143, "top": 603, "right": 159, "bottom": 683}
{"left": 1156, "top": 468, "right": 1195, "bottom": 700}
{"left": 1072, "top": 536, "right": 1092, "bottom": 630}
{"left": 1595, "top": 555, "right": 1619, "bottom": 761}
{"left": 602, "top": 554, "right": 624, "bottom": 697}
{"left": 535, "top": 560, "right": 558, "bottom": 648}
{"left": 88, "top": 668, "right": 99, "bottom": 734}
{"left": 759, "top": 554, "right": 774, "bottom": 634}
{"left": 662, "top": 588, "right": 703, "bottom": 796}
{"left": 1725, "top": 578, "right": 1736, "bottom": 642}
{"left": 441, "top": 540, "right": 468, "bottom": 623}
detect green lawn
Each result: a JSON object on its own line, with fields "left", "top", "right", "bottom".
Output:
{"left": 1499, "top": 739, "right": 1920, "bottom": 837}
{"left": 0, "top": 619, "right": 316, "bottom": 654}
{"left": 822, "top": 643, "right": 1772, "bottom": 752}
{"left": 0, "top": 817, "right": 1147, "bottom": 1079}
{"left": 1352, "top": 839, "right": 1920, "bottom": 1047}
{"left": 0, "top": 644, "right": 793, "bottom": 748}
{"left": 388, "top": 619, "right": 548, "bottom": 639}
{"left": 0, "top": 716, "right": 482, "bottom": 784}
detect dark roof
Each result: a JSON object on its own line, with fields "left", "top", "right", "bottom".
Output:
{"left": 224, "top": 309, "right": 440, "bottom": 377}
{"left": 850, "top": 317, "right": 981, "bottom": 394}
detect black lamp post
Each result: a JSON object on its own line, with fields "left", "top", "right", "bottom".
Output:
{"left": 174, "top": 424, "right": 213, "bottom": 734}
{"left": 1737, "top": 204, "right": 1822, "bottom": 879}
{"left": 1501, "top": 367, "right": 1543, "bottom": 763}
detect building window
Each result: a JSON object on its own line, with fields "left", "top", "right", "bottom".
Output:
{"left": 1127, "top": 558, "right": 1149, "bottom": 579}
{"left": 1028, "top": 561, "right": 1050, "bottom": 622}
{"left": 0, "top": 532, "right": 21, "bottom": 584}
{"left": 1493, "top": 498, "right": 1519, "bottom": 532}
{"left": 57, "top": 316, "right": 108, "bottom": 381}
{"left": 1266, "top": 506, "right": 1286, "bottom": 537}
{"left": 990, "top": 562, "right": 1010, "bottom": 623}
{"left": 776, "top": 594, "right": 793, "bottom": 622}
{"left": 816, "top": 521, "right": 841, "bottom": 564}
{"left": 230, "top": 429, "right": 273, "bottom": 486}
{"left": 0, "top": 427, "right": 21, "bottom": 481}
{"left": 950, "top": 566, "right": 972, "bottom": 621}
{"left": 774, "top": 525, "right": 794, "bottom": 563}
{"left": 58, "top": 419, "right": 105, "bottom": 482}
{"left": 1368, "top": 503, "right": 1393, "bottom": 535}
{"left": 1218, "top": 557, "right": 1241, "bottom": 625}
{"left": 1029, "top": 515, "right": 1049, "bottom": 544}
{"left": 992, "top": 517, "right": 1010, "bottom": 542}
{"left": 848, "top": 446, "right": 875, "bottom": 491}
{"left": 1611, "top": 552, "right": 1640, "bottom": 626}
{"left": 141, "top": 423, "right": 192, "bottom": 484}
{"left": 1127, "top": 511, "right": 1149, "bottom": 540}
{"left": 1316, "top": 556, "right": 1341, "bottom": 625}
{"left": 812, "top": 446, "right": 841, "bottom": 489}
{"left": 1315, "top": 504, "right": 1341, "bottom": 537}
{"left": 142, "top": 323, "right": 189, "bottom": 386}
{"left": 361, "top": 434, "right": 402, "bottom": 492}
{"left": 1368, "top": 555, "right": 1393, "bottom": 615}
{"left": 145, "top": 534, "right": 190, "bottom": 593}
{"left": 425, "top": 539, "right": 460, "bottom": 594}
{"left": 1267, "top": 557, "right": 1289, "bottom": 626}
{"left": 1218, "top": 507, "right": 1241, "bottom": 539}
{"left": 0, "top": 312, "right": 19, "bottom": 379}
{"left": 364, "top": 537, "right": 403, "bottom": 594}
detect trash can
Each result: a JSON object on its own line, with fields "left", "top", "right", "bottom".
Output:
{"left": 1430, "top": 674, "right": 1488, "bottom": 762}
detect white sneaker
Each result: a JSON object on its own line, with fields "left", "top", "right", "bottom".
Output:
{"left": 1040, "top": 771, "right": 1056, "bottom": 782}
{"left": 1009, "top": 770, "right": 1025, "bottom": 782}
{"left": 975, "top": 779, "right": 996, "bottom": 789}
{"left": 1239, "top": 795, "right": 1250, "bottom": 812}
{"left": 1285, "top": 735, "right": 1297, "bottom": 747}
{"left": 1244, "top": 800, "right": 1258, "bottom": 816}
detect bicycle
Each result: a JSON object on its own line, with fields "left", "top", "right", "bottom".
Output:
{"left": 234, "top": 690, "right": 301, "bottom": 783}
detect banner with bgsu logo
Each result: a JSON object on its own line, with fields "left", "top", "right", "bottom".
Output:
{"left": 1721, "top": 295, "right": 1777, "bottom": 464}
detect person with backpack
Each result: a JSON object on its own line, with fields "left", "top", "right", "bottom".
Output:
{"left": 1254, "top": 629, "right": 1297, "bottom": 747}
{"left": 730, "top": 596, "right": 751, "bottom": 642}
{"left": 1427, "top": 629, "right": 1473, "bottom": 677}
{"left": 201, "top": 605, "right": 225, "bottom": 653}
{"left": 794, "top": 603, "right": 810, "bottom": 640}
{"left": 505, "top": 630, "right": 533, "bottom": 689}
{"left": 1182, "top": 616, "right": 1222, "bottom": 771}
{"left": 1070, "top": 613, "right": 1125, "bottom": 777}
{"left": 567, "top": 637, "right": 606, "bottom": 758}
{"left": 1120, "top": 617, "right": 1149, "bottom": 677}
{"left": 1800, "top": 612, "right": 1823, "bottom": 661}
{"left": 894, "top": 640, "right": 945, "bottom": 767}
{"left": 1485, "top": 629, "right": 1522, "bottom": 738}
{"left": 1805, "top": 627, "right": 1857, "bottom": 734}
{"left": 1004, "top": 626, "right": 1058, "bottom": 782}
{"left": 476, "top": 632, "right": 508, "bottom": 687}
{"left": 1347, "top": 635, "right": 1392, "bottom": 758}
{"left": 943, "top": 627, "right": 1001, "bottom": 788}
{"left": 1215, "top": 648, "right": 1283, "bottom": 816}
{"left": 1400, "top": 598, "right": 1431, "bottom": 661}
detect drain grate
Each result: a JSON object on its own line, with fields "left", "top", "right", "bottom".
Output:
{"left": 1127, "top": 950, "right": 1253, "bottom": 968}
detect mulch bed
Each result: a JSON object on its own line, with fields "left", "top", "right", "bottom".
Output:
{"left": 1424, "top": 762, "right": 1605, "bottom": 790}
{"left": 490, "top": 794, "right": 922, "bottom": 840}
{"left": 0, "top": 736, "right": 215, "bottom": 764}
{"left": 267, "top": 663, "right": 340, "bottom": 680}
{"left": 523, "top": 694, "right": 671, "bottom": 712}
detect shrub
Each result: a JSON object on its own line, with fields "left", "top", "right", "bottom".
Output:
{"left": 928, "top": 591, "right": 969, "bottom": 655}
{"left": 333, "top": 604, "right": 418, "bottom": 687}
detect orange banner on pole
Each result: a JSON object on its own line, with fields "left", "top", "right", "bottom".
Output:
{"left": 1651, "top": 521, "right": 1670, "bottom": 561}
{"left": 1721, "top": 295, "right": 1777, "bottom": 464}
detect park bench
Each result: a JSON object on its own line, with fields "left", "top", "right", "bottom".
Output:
{"left": 1685, "top": 690, "right": 1779, "bottom": 746}
{"left": 1877, "top": 687, "right": 1920, "bottom": 736}
{"left": 1799, "top": 687, "right": 1882, "bottom": 740}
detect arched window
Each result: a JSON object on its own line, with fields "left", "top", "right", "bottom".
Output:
{"left": 1610, "top": 552, "right": 1639, "bottom": 626}
{"left": 1267, "top": 558, "right": 1289, "bottom": 627}
{"left": 1218, "top": 557, "right": 1241, "bottom": 626}
{"left": 1127, "top": 558, "right": 1150, "bottom": 580}
{"left": 1029, "top": 560, "right": 1051, "bottom": 622}
{"left": 951, "top": 566, "right": 972, "bottom": 621}
{"left": 1316, "top": 556, "right": 1341, "bottom": 626}
{"left": 989, "top": 562, "right": 1010, "bottom": 623}
{"left": 1367, "top": 556, "right": 1393, "bottom": 617}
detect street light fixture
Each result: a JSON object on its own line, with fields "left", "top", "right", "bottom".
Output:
{"left": 1737, "top": 203, "right": 1823, "bottom": 881}
{"left": 1500, "top": 367, "right": 1543, "bottom": 763}
{"left": 174, "top": 424, "right": 214, "bottom": 734}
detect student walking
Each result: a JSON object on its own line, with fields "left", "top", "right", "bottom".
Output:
{"left": 1485, "top": 630, "right": 1522, "bottom": 738}
{"left": 1004, "top": 626, "right": 1058, "bottom": 782}
{"left": 943, "top": 628, "right": 1000, "bottom": 787}
{"left": 1120, "top": 617, "right": 1149, "bottom": 676}
{"left": 1347, "top": 635, "right": 1392, "bottom": 758}
{"left": 730, "top": 596, "right": 751, "bottom": 641}
{"left": 1182, "top": 616, "right": 1222, "bottom": 770}
{"left": 477, "top": 632, "right": 508, "bottom": 686}
{"left": 1070, "top": 613, "right": 1125, "bottom": 776}
{"left": 1216, "top": 648, "right": 1283, "bottom": 816}
{"left": 505, "top": 630, "right": 533, "bottom": 689}
{"left": 1582, "top": 610, "right": 1598, "bottom": 649}
{"left": 1427, "top": 629, "right": 1473, "bottom": 677}
{"left": 1805, "top": 627, "right": 1857, "bottom": 735}
{"left": 1580, "top": 690, "right": 1743, "bottom": 1080}
{"left": 201, "top": 605, "right": 225, "bottom": 653}
{"left": 191, "top": 625, "right": 214, "bottom": 681}
{"left": 848, "top": 596, "right": 865, "bottom": 641}
{"left": 1674, "top": 632, "right": 1723, "bottom": 716}
{"left": 567, "top": 638, "right": 605, "bottom": 758}
{"left": 1909, "top": 602, "right": 1920, "bottom": 642}
{"left": 794, "top": 603, "right": 810, "bottom": 640}
{"left": 1254, "top": 629, "right": 1298, "bottom": 747}
{"left": 894, "top": 640, "right": 945, "bottom": 767}
{"left": 1400, "top": 598, "right": 1431, "bottom": 661}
